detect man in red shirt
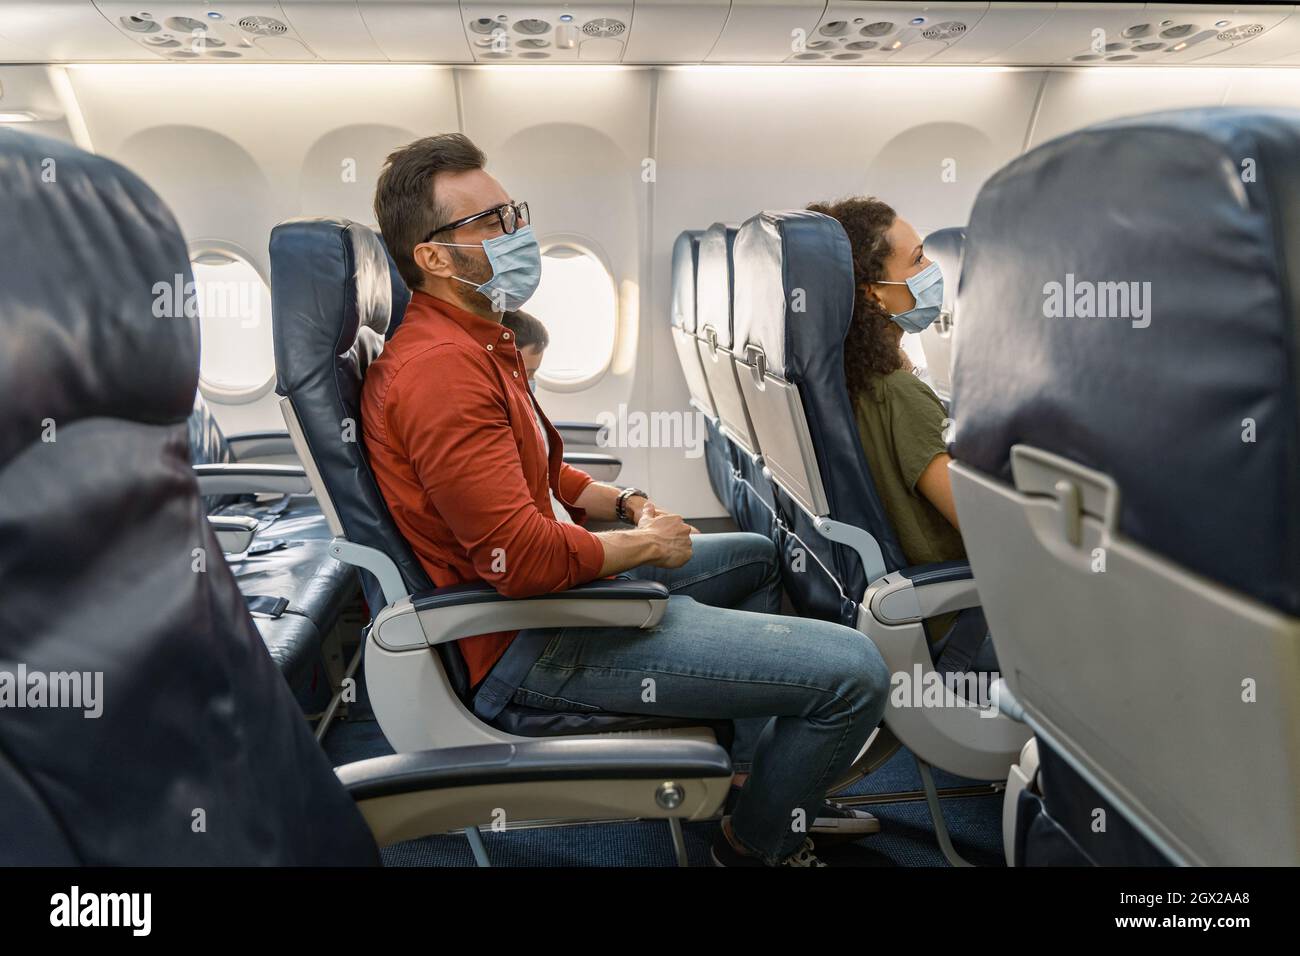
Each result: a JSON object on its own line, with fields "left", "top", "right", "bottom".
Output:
{"left": 364, "top": 134, "right": 889, "bottom": 867}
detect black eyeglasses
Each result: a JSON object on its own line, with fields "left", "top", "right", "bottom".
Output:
{"left": 423, "top": 201, "right": 529, "bottom": 243}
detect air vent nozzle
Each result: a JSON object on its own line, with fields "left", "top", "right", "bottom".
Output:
{"left": 119, "top": 15, "right": 159, "bottom": 34}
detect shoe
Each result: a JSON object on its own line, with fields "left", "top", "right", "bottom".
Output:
{"left": 711, "top": 835, "right": 827, "bottom": 867}
{"left": 719, "top": 794, "right": 881, "bottom": 845}
{"left": 809, "top": 799, "right": 881, "bottom": 845}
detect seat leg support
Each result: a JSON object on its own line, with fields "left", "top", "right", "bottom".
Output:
{"left": 915, "top": 755, "right": 976, "bottom": 868}
{"left": 668, "top": 818, "right": 689, "bottom": 867}
{"left": 314, "top": 640, "right": 365, "bottom": 742}
{"left": 465, "top": 826, "right": 492, "bottom": 867}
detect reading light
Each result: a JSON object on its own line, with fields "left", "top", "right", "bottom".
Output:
{"left": 207, "top": 11, "right": 222, "bottom": 19}
{"left": 560, "top": 14, "right": 573, "bottom": 21}
{"left": 910, "top": 17, "right": 925, "bottom": 25}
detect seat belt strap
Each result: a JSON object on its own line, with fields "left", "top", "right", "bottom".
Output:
{"left": 933, "top": 606, "right": 990, "bottom": 675}
{"left": 471, "top": 629, "right": 556, "bottom": 722}
{"left": 245, "top": 595, "right": 290, "bottom": 619}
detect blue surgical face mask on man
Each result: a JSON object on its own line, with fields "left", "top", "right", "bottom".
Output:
{"left": 875, "top": 260, "right": 944, "bottom": 334}
{"left": 428, "top": 225, "right": 542, "bottom": 312}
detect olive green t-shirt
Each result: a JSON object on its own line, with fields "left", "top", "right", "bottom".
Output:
{"left": 852, "top": 369, "right": 966, "bottom": 570}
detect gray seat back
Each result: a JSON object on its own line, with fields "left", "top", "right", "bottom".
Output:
{"left": 695, "top": 222, "right": 761, "bottom": 456}
{"left": 670, "top": 230, "right": 716, "bottom": 420}
{"left": 950, "top": 107, "right": 1300, "bottom": 865}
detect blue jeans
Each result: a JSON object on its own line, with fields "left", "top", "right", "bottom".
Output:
{"left": 511, "top": 532, "right": 890, "bottom": 865}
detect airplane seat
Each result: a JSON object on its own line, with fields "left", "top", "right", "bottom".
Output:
{"left": 268, "top": 217, "right": 737, "bottom": 765}
{"left": 949, "top": 106, "right": 1300, "bottom": 866}
{"left": 730, "top": 208, "right": 1031, "bottom": 861}
{"left": 669, "top": 229, "right": 732, "bottom": 510}
{"left": 917, "top": 225, "right": 966, "bottom": 402}
{"left": 185, "top": 388, "right": 360, "bottom": 707}
{"left": 694, "top": 222, "right": 777, "bottom": 539}
{"left": 0, "top": 126, "right": 381, "bottom": 864}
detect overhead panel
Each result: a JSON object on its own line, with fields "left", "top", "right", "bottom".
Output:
{"left": 1144, "top": 4, "right": 1296, "bottom": 65}
{"left": 1, "top": 1, "right": 147, "bottom": 60}
{"left": 791, "top": 3, "right": 990, "bottom": 64}
{"left": 97, "top": 2, "right": 320, "bottom": 60}
{"left": 355, "top": 1, "right": 472, "bottom": 61}
{"left": 622, "top": 0, "right": 731, "bottom": 63}
{"left": 988, "top": 1, "right": 1146, "bottom": 64}
{"left": 459, "top": 2, "right": 634, "bottom": 62}
{"left": 929, "top": 1, "right": 1056, "bottom": 63}
{"left": 277, "top": 0, "right": 387, "bottom": 60}
{"left": 707, "top": 0, "right": 828, "bottom": 63}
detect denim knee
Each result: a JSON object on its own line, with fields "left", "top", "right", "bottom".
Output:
{"left": 808, "top": 624, "right": 890, "bottom": 727}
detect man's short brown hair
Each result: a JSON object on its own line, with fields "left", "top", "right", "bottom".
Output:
{"left": 374, "top": 133, "right": 486, "bottom": 290}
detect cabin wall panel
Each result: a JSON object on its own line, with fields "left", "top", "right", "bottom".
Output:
{"left": 65, "top": 64, "right": 459, "bottom": 434}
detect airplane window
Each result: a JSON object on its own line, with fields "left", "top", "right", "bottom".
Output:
{"left": 526, "top": 241, "right": 618, "bottom": 389}
{"left": 189, "top": 250, "right": 275, "bottom": 400}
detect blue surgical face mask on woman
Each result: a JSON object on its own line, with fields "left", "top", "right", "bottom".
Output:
{"left": 427, "top": 225, "right": 542, "bottom": 312}
{"left": 875, "top": 260, "right": 944, "bottom": 334}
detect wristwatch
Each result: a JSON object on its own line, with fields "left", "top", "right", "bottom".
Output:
{"left": 615, "top": 487, "right": 648, "bottom": 525}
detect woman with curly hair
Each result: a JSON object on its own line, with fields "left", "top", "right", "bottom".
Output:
{"left": 806, "top": 197, "right": 964, "bottom": 569}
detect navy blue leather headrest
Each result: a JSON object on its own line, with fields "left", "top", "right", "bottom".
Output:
{"left": 269, "top": 217, "right": 429, "bottom": 593}
{"left": 923, "top": 226, "right": 965, "bottom": 320}
{"left": 0, "top": 128, "right": 198, "bottom": 467}
{"left": 732, "top": 209, "right": 908, "bottom": 576}
{"left": 952, "top": 107, "right": 1300, "bottom": 616}
{"left": 696, "top": 223, "right": 740, "bottom": 348}
{"left": 671, "top": 230, "right": 701, "bottom": 334}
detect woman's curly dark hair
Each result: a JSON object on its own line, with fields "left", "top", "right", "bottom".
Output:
{"left": 806, "top": 197, "right": 903, "bottom": 397}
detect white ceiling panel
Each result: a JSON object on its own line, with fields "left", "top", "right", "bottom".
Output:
{"left": 707, "top": 0, "right": 828, "bottom": 63}
{"left": 1, "top": 1, "right": 146, "bottom": 60}
{"left": 623, "top": 0, "right": 731, "bottom": 63}
{"left": 355, "top": 1, "right": 473, "bottom": 62}
{"left": 932, "top": 1, "right": 1057, "bottom": 63}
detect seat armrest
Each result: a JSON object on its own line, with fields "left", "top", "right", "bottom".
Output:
{"left": 410, "top": 578, "right": 667, "bottom": 612}
{"left": 337, "top": 738, "right": 733, "bottom": 845}
{"left": 193, "top": 462, "right": 312, "bottom": 497}
{"left": 371, "top": 580, "right": 670, "bottom": 651}
{"left": 226, "top": 429, "right": 297, "bottom": 462}
{"left": 897, "top": 559, "right": 974, "bottom": 587}
{"left": 866, "top": 562, "right": 979, "bottom": 625}
{"left": 207, "top": 514, "right": 258, "bottom": 553}
{"left": 561, "top": 451, "right": 621, "bottom": 482}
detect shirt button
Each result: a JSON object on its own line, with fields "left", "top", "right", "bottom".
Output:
{"left": 512, "top": 371, "right": 519, "bottom": 378}
{"left": 486, "top": 343, "right": 494, "bottom": 351}
{"left": 502, "top": 331, "right": 511, "bottom": 340}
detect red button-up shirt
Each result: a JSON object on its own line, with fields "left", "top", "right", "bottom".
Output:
{"left": 361, "top": 291, "right": 605, "bottom": 687}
